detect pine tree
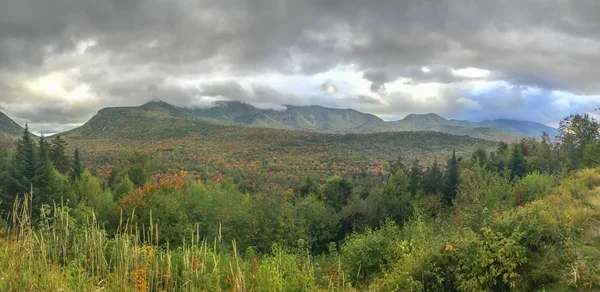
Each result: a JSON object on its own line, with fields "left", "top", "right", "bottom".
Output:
{"left": 6, "top": 124, "right": 37, "bottom": 204}
{"left": 72, "top": 148, "right": 82, "bottom": 180}
{"left": 34, "top": 135, "right": 55, "bottom": 211}
{"left": 50, "top": 134, "right": 70, "bottom": 174}
{"left": 443, "top": 150, "right": 459, "bottom": 206}
{"left": 409, "top": 159, "right": 422, "bottom": 196}
{"left": 422, "top": 160, "right": 444, "bottom": 195}
{"left": 388, "top": 155, "right": 408, "bottom": 174}
{"left": 508, "top": 145, "right": 527, "bottom": 180}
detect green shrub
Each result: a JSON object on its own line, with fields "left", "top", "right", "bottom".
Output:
{"left": 341, "top": 221, "right": 401, "bottom": 286}
{"left": 518, "top": 172, "right": 557, "bottom": 203}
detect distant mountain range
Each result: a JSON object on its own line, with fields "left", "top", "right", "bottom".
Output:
{"left": 0, "top": 100, "right": 558, "bottom": 142}
{"left": 72, "top": 100, "right": 554, "bottom": 142}
{"left": 189, "top": 101, "right": 558, "bottom": 140}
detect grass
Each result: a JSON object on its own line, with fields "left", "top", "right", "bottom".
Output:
{"left": 0, "top": 195, "right": 350, "bottom": 291}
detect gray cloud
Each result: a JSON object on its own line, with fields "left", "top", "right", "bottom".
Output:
{"left": 1, "top": 0, "right": 600, "bottom": 129}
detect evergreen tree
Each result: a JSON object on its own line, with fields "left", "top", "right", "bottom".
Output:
{"left": 5, "top": 124, "right": 37, "bottom": 204}
{"left": 388, "top": 155, "right": 408, "bottom": 174}
{"left": 443, "top": 150, "right": 459, "bottom": 206}
{"left": 50, "top": 134, "right": 70, "bottom": 174}
{"left": 422, "top": 160, "right": 444, "bottom": 195}
{"left": 34, "top": 135, "right": 55, "bottom": 211}
{"left": 508, "top": 145, "right": 527, "bottom": 180}
{"left": 72, "top": 148, "right": 82, "bottom": 180}
{"left": 408, "top": 159, "right": 422, "bottom": 196}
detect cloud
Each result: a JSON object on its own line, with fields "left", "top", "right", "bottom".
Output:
{"left": 321, "top": 80, "right": 338, "bottom": 94}
{"left": 0, "top": 0, "right": 600, "bottom": 131}
{"left": 455, "top": 97, "right": 482, "bottom": 110}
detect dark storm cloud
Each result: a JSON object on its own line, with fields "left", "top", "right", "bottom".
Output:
{"left": 0, "top": 0, "right": 599, "bottom": 129}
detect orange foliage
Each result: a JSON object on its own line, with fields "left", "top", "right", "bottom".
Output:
{"left": 120, "top": 170, "right": 191, "bottom": 207}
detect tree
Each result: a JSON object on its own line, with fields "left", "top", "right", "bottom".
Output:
{"left": 322, "top": 176, "right": 353, "bottom": 210}
{"left": 113, "top": 174, "right": 135, "bottom": 200}
{"left": 50, "top": 134, "right": 70, "bottom": 174}
{"left": 382, "top": 169, "right": 413, "bottom": 222}
{"left": 422, "top": 160, "right": 444, "bottom": 195}
{"left": 408, "top": 159, "right": 422, "bottom": 196}
{"left": 34, "top": 135, "right": 55, "bottom": 209}
{"left": 443, "top": 150, "right": 459, "bottom": 206}
{"left": 528, "top": 133, "right": 553, "bottom": 173}
{"left": 127, "top": 151, "right": 151, "bottom": 188}
{"left": 388, "top": 155, "right": 408, "bottom": 174}
{"left": 72, "top": 148, "right": 82, "bottom": 180}
{"left": 558, "top": 113, "right": 600, "bottom": 170}
{"left": 295, "top": 175, "right": 318, "bottom": 197}
{"left": 508, "top": 145, "right": 527, "bottom": 180}
{"left": 472, "top": 148, "right": 488, "bottom": 167}
{"left": 5, "top": 124, "right": 37, "bottom": 205}
{"left": 583, "top": 140, "right": 600, "bottom": 168}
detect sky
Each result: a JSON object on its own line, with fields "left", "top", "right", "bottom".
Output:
{"left": 1, "top": 0, "right": 600, "bottom": 133}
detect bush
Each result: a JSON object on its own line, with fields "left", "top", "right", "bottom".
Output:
{"left": 518, "top": 172, "right": 557, "bottom": 203}
{"left": 341, "top": 221, "right": 401, "bottom": 286}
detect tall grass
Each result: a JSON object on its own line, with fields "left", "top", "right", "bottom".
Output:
{"left": 0, "top": 194, "right": 349, "bottom": 291}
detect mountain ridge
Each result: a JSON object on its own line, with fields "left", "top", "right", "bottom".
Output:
{"left": 68, "top": 100, "right": 557, "bottom": 142}
{"left": 0, "top": 111, "right": 26, "bottom": 137}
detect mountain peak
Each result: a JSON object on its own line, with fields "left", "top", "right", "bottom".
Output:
{"left": 403, "top": 113, "right": 447, "bottom": 122}
{"left": 141, "top": 100, "right": 174, "bottom": 108}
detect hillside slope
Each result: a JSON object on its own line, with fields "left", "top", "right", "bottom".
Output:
{"left": 0, "top": 111, "right": 25, "bottom": 137}
{"left": 75, "top": 100, "right": 559, "bottom": 141}
{"left": 189, "top": 101, "right": 557, "bottom": 140}
{"left": 65, "top": 102, "right": 496, "bottom": 183}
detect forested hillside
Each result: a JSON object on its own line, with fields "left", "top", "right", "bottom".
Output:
{"left": 0, "top": 111, "right": 597, "bottom": 290}
{"left": 64, "top": 103, "right": 495, "bottom": 191}
{"left": 191, "top": 100, "right": 555, "bottom": 140}
{"left": 69, "top": 100, "right": 556, "bottom": 141}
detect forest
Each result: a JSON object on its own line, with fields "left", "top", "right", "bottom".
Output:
{"left": 0, "top": 112, "right": 600, "bottom": 291}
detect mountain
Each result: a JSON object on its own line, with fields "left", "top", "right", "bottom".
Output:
{"left": 65, "top": 101, "right": 496, "bottom": 183}
{"left": 190, "top": 101, "right": 386, "bottom": 132}
{"left": 388, "top": 113, "right": 519, "bottom": 141}
{"left": 66, "top": 102, "right": 222, "bottom": 139}
{"left": 473, "top": 119, "right": 559, "bottom": 138}
{"left": 0, "top": 111, "right": 25, "bottom": 137}
{"left": 69, "top": 100, "right": 558, "bottom": 142}
{"left": 190, "top": 101, "right": 556, "bottom": 141}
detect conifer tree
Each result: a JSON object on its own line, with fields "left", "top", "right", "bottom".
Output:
{"left": 50, "top": 134, "right": 70, "bottom": 174}
{"left": 508, "top": 145, "right": 527, "bottom": 180}
{"left": 6, "top": 124, "right": 37, "bottom": 203}
{"left": 72, "top": 148, "right": 82, "bottom": 180}
{"left": 422, "top": 160, "right": 444, "bottom": 195}
{"left": 34, "top": 135, "right": 55, "bottom": 210}
{"left": 409, "top": 159, "right": 422, "bottom": 196}
{"left": 443, "top": 150, "right": 459, "bottom": 206}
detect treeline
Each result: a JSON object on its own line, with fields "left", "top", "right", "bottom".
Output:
{"left": 0, "top": 125, "right": 83, "bottom": 216}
